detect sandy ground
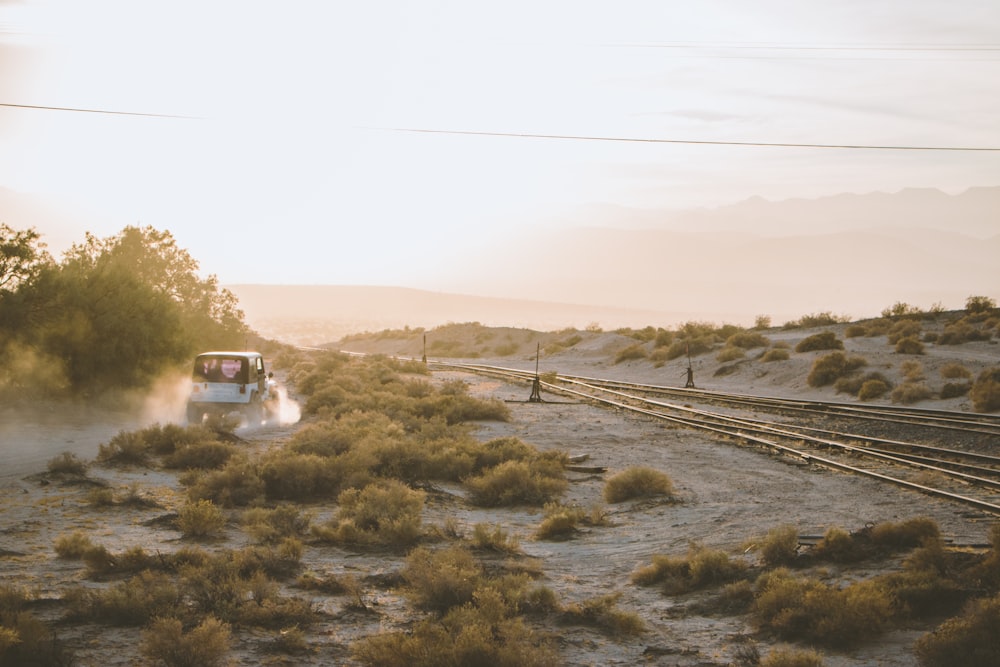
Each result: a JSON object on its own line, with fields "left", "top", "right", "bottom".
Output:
{"left": 1, "top": 322, "right": 998, "bottom": 665}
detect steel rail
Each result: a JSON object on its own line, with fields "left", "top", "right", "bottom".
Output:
{"left": 432, "top": 360, "right": 1000, "bottom": 515}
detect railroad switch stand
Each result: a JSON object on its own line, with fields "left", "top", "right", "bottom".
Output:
{"left": 685, "top": 365, "right": 696, "bottom": 389}
{"left": 528, "top": 375, "right": 543, "bottom": 403}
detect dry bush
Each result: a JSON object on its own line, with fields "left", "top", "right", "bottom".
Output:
{"left": 534, "top": 502, "right": 607, "bottom": 541}
{"left": 752, "top": 570, "right": 893, "bottom": 647}
{"left": 0, "top": 586, "right": 73, "bottom": 666}
{"left": 178, "top": 499, "right": 227, "bottom": 539}
{"left": 761, "top": 348, "right": 790, "bottom": 362}
{"left": 940, "top": 382, "right": 972, "bottom": 399}
{"left": 47, "top": 451, "right": 88, "bottom": 475}
{"left": 163, "top": 440, "right": 238, "bottom": 470}
{"left": 941, "top": 363, "right": 972, "bottom": 380}
{"left": 794, "top": 332, "right": 843, "bottom": 353}
{"left": 761, "top": 647, "right": 826, "bottom": 667}
{"left": 614, "top": 343, "right": 647, "bottom": 364}
{"left": 242, "top": 505, "right": 312, "bottom": 544}
{"left": 834, "top": 371, "right": 891, "bottom": 397}
{"left": 887, "top": 319, "right": 923, "bottom": 344}
{"left": 314, "top": 480, "right": 425, "bottom": 547}
{"left": 54, "top": 531, "right": 95, "bottom": 559}
{"left": 971, "top": 367, "right": 1000, "bottom": 412}
{"left": 844, "top": 324, "right": 867, "bottom": 338}
{"left": 915, "top": 593, "right": 1000, "bottom": 667}
{"left": 783, "top": 313, "right": 847, "bottom": 329}
{"left": 66, "top": 571, "right": 183, "bottom": 626}
{"left": 857, "top": 379, "right": 891, "bottom": 400}
{"left": 97, "top": 430, "right": 152, "bottom": 467}
{"left": 183, "top": 457, "right": 265, "bottom": 507}
{"left": 756, "top": 525, "right": 800, "bottom": 567}
{"left": 716, "top": 346, "right": 745, "bottom": 363}
{"left": 465, "top": 458, "right": 567, "bottom": 507}
{"left": 727, "top": 331, "right": 770, "bottom": 349}
{"left": 894, "top": 336, "right": 925, "bottom": 355}
{"left": 470, "top": 523, "right": 522, "bottom": 553}
{"left": 403, "top": 545, "right": 482, "bottom": 614}
{"left": 632, "top": 545, "right": 748, "bottom": 594}
{"left": 559, "top": 592, "right": 645, "bottom": 637}
{"left": 806, "top": 352, "right": 867, "bottom": 388}
{"left": 140, "top": 616, "right": 231, "bottom": 667}
{"left": 891, "top": 382, "right": 934, "bottom": 405}
{"left": 603, "top": 466, "right": 675, "bottom": 503}
{"left": 352, "top": 589, "right": 559, "bottom": 667}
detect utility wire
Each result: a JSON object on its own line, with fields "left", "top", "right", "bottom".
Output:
{"left": 386, "top": 127, "right": 1000, "bottom": 152}
{"left": 0, "top": 103, "right": 199, "bottom": 119}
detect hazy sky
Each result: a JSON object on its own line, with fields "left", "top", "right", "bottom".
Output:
{"left": 2, "top": 0, "right": 998, "bottom": 287}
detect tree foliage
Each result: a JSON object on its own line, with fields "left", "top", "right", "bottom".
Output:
{"left": 0, "top": 224, "right": 248, "bottom": 397}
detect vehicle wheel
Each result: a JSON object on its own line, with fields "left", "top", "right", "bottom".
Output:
{"left": 245, "top": 395, "right": 265, "bottom": 425}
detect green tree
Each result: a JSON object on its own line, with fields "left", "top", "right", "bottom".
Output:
{"left": 0, "top": 224, "right": 52, "bottom": 294}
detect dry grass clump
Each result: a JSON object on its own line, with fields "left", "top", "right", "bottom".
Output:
{"left": 312, "top": 480, "right": 425, "bottom": 547}
{"left": 782, "top": 312, "right": 849, "bottom": 329}
{"left": 915, "top": 593, "right": 1000, "bottom": 667}
{"left": 183, "top": 457, "right": 266, "bottom": 507}
{"left": 891, "top": 381, "right": 934, "bottom": 405}
{"left": 177, "top": 499, "right": 227, "bottom": 539}
{"left": 716, "top": 346, "right": 745, "bottom": 362}
{"left": 97, "top": 423, "right": 236, "bottom": 468}
{"left": 795, "top": 331, "right": 843, "bottom": 353}
{"left": 755, "top": 525, "right": 800, "bottom": 567}
{"left": 761, "top": 348, "right": 790, "bottom": 362}
{"left": 140, "top": 616, "right": 231, "bottom": 667}
{"left": 614, "top": 342, "right": 647, "bottom": 364}
{"left": 806, "top": 352, "right": 867, "bottom": 388}
{"left": 970, "top": 367, "right": 1000, "bottom": 412}
{"left": 242, "top": 505, "right": 312, "bottom": 544}
{"left": 887, "top": 319, "right": 923, "bottom": 344}
{"left": 0, "top": 584, "right": 73, "bottom": 666}
{"left": 631, "top": 544, "right": 748, "bottom": 594}
{"left": 833, "top": 371, "right": 892, "bottom": 398}
{"left": 752, "top": 569, "right": 893, "bottom": 647}
{"left": 894, "top": 336, "right": 925, "bottom": 354}
{"left": 471, "top": 523, "right": 522, "bottom": 553}
{"left": 727, "top": 331, "right": 770, "bottom": 349}
{"left": 941, "top": 363, "right": 972, "bottom": 379}
{"left": 534, "top": 502, "right": 609, "bottom": 541}
{"left": 603, "top": 466, "right": 675, "bottom": 503}
{"left": 559, "top": 592, "right": 646, "bottom": 637}
{"left": 760, "top": 647, "right": 826, "bottom": 667}
{"left": 465, "top": 457, "right": 568, "bottom": 507}
{"left": 47, "top": 451, "right": 88, "bottom": 475}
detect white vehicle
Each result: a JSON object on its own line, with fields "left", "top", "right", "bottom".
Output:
{"left": 186, "top": 351, "right": 279, "bottom": 425}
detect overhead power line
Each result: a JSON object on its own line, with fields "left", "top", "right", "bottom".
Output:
{"left": 0, "top": 102, "right": 199, "bottom": 119}
{"left": 385, "top": 128, "right": 1000, "bottom": 152}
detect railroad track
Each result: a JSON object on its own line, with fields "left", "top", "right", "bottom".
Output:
{"left": 433, "top": 360, "right": 1000, "bottom": 516}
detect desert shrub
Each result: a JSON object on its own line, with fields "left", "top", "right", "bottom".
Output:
{"left": 54, "top": 531, "right": 95, "bottom": 559}
{"left": 795, "top": 332, "right": 843, "bottom": 353}
{"left": 475, "top": 436, "right": 537, "bottom": 470}
{"left": 970, "top": 367, "right": 1000, "bottom": 412}
{"left": 887, "top": 319, "right": 923, "bottom": 344}
{"left": 727, "top": 331, "right": 770, "bottom": 349}
{"left": 164, "top": 440, "right": 238, "bottom": 470}
{"left": 81, "top": 544, "right": 157, "bottom": 579}
{"left": 895, "top": 336, "right": 925, "bottom": 355}
{"left": 0, "top": 593, "right": 73, "bottom": 666}
{"left": 471, "top": 523, "right": 521, "bottom": 553}
{"left": 315, "top": 480, "right": 425, "bottom": 547}
{"left": 632, "top": 545, "right": 748, "bottom": 594}
{"left": 760, "top": 647, "right": 826, "bottom": 667}
{"left": 352, "top": 591, "right": 559, "bottom": 667}
{"left": 858, "top": 379, "right": 891, "bottom": 400}
{"left": 812, "top": 527, "right": 860, "bottom": 563}
{"left": 752, "top": 570, "right": 893, "bottom": 647}
{"left": 603, "top": 466, "right": 675, "bottom": 503}
{"left": 834, "top": 371, "right": 892, "bottom": 397}
{"left": 140, "top": 616, "right": 231, "bottom": 667}
{"left": 242, "top": 505, "right": 311, "bottom": 544}
{"left": 259, "top": 452, "right": 342, "bottom": 502}
{"left": 86, "top": 486, "right": 116, "bottom": 506}
{"left": 614, "top": 343, "right": 647, "bottom": 364}
{"left": 871, "top": 517, "right": 941, "bottom": 549}
{"left": 183, "top": 457, "right": 266, "bottom": 507}
{"left": 783, "top": 313, "right": 846, "bottom": 329}
{"left": 534, "top": 502, "right": 601, "bottom": 541}
{"left": 941, "top": 363, "right": 972, "bottom": 380}
{"left": 761, "top": 348, "right": 790, "bottom": 362}
{"left": 757, "top": 525, "right": 800, "bottom": 567}
{"left": 559, "top": 592, "right": 645, "bottom": 637}
{"left": 940, "top": 382, "right": 971, "bottom": 399}
{"left": 844, "top": 324, "right": 866, "bottom": 338}
{"left": 663, "top": 336, "right": 715, "bottom": 360}
{"left": 465, "top": 458, "right": 567, "bottom": 507}
{"left": 716, "top": 346, "right": 745, "bottom": 363}
{"left": 807, "top": 352, "right": 866, "bottom": 388}
{"left": 47, "top": 451, "right": 88, "bottom": 475}
{"left": 68, "top": 571, "right": 183, "bottom": 625}
{"left": 891, "top": 382, "right": 934, "bottom": 405}
{"left": 178, "top": 499, "right": 227, "bottom": 539}
{"left": 403, "top": 546, "right": 481, "bottom": 614}
{"left": 966, "top": 295, "right": 997, "bottom": 314}
{"left": 915, "top": 593, "right": 1000, "bottom": 667}
{"left": 882, "top": 301, "right": 924, "bottom": 319}
{"left": 97, "top": 430, "right": 152, "bottom": 466}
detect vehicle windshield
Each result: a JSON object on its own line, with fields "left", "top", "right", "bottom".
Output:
{"left": 193, "top": 355, "right": 249, "bottom": 384}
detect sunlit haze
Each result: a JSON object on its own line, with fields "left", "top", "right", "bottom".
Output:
{"left": 2, "top": 1, "right": 998, "bottom": 323}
